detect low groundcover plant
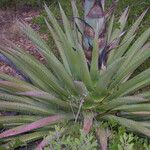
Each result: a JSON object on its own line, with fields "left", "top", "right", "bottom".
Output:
{"left": 0, "top": 0, "right": 150, "bottom": 149}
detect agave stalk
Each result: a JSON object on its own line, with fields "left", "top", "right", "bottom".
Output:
{"left": 0, "top": 0, "right": 150, "bottom": 149}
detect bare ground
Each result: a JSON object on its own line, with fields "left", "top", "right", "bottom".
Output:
{"left": 0, "top": 7, "right": 48, "bottom": 78}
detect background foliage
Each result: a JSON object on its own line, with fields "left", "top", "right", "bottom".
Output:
{"left": 0, "top": 0, "right": 51, "bottom": 8}
{"left": 32, "top": 0, "right": 150, "bottom": 71}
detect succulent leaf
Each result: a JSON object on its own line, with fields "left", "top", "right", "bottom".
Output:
{"left": 0, "top": 115, "right": 65, "bottom": 138}
{"left": 0, "top": 1, "right": 150, "bottom": 148}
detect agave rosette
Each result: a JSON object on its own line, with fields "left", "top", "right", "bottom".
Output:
{"left": 0, "top": 0, "right": 150, "bottom": 149}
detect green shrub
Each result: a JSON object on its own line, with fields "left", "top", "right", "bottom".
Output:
{"left": 0, "top": 0, "right": 150, "bottom": 149}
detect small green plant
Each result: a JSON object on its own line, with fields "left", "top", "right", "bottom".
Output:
{"left": 42, "top": 128, "right": 150, "bottom": 150}
{"left": 110, "top": 132, "right": 150, "bottom": 150}
{"left": 118, "top": 133, "right": 134, "bottom": 150}
{"left": 43, "top": 126, "right": 98, "bottom": 150}
{"left": 0, "top": 0, "right": 150, "bottom": 149}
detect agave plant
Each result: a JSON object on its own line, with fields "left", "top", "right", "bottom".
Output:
{"left": 0, "top": 0, "right": 150, "bottom": 149}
